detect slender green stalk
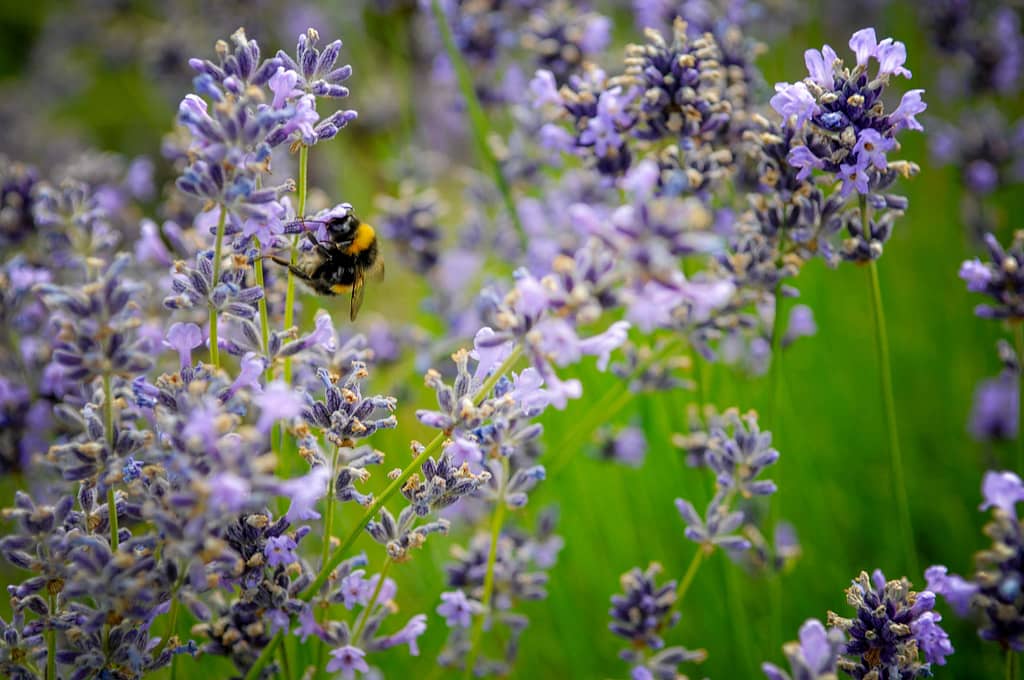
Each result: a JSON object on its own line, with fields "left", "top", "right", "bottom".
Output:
{"left": 248, "top": 633, "right": 283, "bottom": 680}
{"left": 209, "top": 205, "right": 227, "bottom": 368}
{"left": 165, "top": 596, "right": 181, "bottom": 679}
{"left": 103, "top": 373, "right": 119, "bottom": 551}
{"left": 279, "top": 146, "right": 309, "bottom": 462}
{"left": 691, "top": 345, "right": 706, "bottom": 410}
{"left": 321, "top": 445, "right": 343, "bottom": 570}
{"left": 767, "top": 275, "right": 787, "bottom": 652}
{"left": 47, "top": 592, "right": 56, "bottom": 680}
{"left": 314, "top": 444, "right": 344, "bottom": 675}
{"left": 674, "top": 549, "right": 705, "bottom": 608}
{"left": 428, "top": 0, "right": 526, "bottom": 247}
{"left": 243, "top": 346, "right": 524, "bottom": 680}
{"left": 865, "top": 240, "right": 918, "bottom": 574}
{"left": 253, "top": 237, "right": 273, "bottom": 380}
{"left": 463, "top": 456, "right": 510, "bottom": 680}
{"left": 278, "top": 638, "right": 291, "bottom": 680}
{"left": 1008, "top": 649, "right": 1017, "bottom": 680}
{"left": 283, "top": 144, "right": 309, "bottom": 387}
{"left": 768, "top": 284, "right": 786, "bottom": 429}
{"left": 1015, "top": 323, "right": 1024, "bottom": 472}
{"left": 351, "top": 558, "right": 393, "bottom": 642}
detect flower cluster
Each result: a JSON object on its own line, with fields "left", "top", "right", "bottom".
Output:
{"left": 436, "top": 510, "right": 563, "bottom": 676}
{"left": 675, "top": 410, "right": 780, "bottom": 554}
{"left": 928, "top": 471, "right": 1024, "bottom": 653}
{"left": 961, "top": 231, "right": 1024, "bottom": 320}
{"left": 828, "top": 569, "right": 952, "bottom": 677}
{"left": 608, "top": 563, "right": 707, "bottom": 679}
{"left": 769, "top": 28, "right": 925, "bottom": 262}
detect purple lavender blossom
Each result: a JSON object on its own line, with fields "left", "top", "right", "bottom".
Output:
{"left": 762, "top": 618, "right": 844, "bottom": 680}
{"left": 962, "top": 232, "right": 1024, "bottom": 319}
{"left": 772, "top": 28, "right": 925, "bottom": 202}
{"left": 437, "top": 590, "right": 482, "bottom": 628}
{"left": 327, "top": 645, "right": 369, "bottom": 678}
{"left": 829, "top": 569, "right": 952, "bottom": 676}
{"left": 980, "top": 470, "right": 1024, "bottom": 517}
{"left": 925, "top": 565, "right": 979, "bottom": 617}
{"left": 264, "top": 534, "right": 299, "bottom": 567}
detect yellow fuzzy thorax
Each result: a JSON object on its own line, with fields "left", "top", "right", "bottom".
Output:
{"left": 344, "top": 223, "right": 375, "bottom": 255}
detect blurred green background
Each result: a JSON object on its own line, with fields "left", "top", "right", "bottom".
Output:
{"left": 2, "top": 1, "right": 1023, "bottom": 678}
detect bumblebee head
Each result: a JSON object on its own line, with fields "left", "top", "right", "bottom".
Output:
{"left": 326, "top": 214, "right": 360, "bottom": 241}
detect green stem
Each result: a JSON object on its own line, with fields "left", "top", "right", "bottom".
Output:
{"left": 103, "top": 374, "right": 119, "bottom": 552}
{"left": 283, "top": 144, "right": 309, "bottom": 387}
{"left": 1014, "top": 323, "right": 1024, "bottom": 473}
{"left": 313, "top": 444, "right": 343, "bottom": 679}
{"left": 243, "top": 346, "right": 523, "bottom": 680}
{"left": 209, "top": 205, "right": 227, "bottom": 368}
{"left": 321, "top": 445, "right": 342, "bottom": 570}
{"left": 691, "top": 345, "right": 706, "bottom": 410}
{"left": 674, "top": 549, "right": 705, "bottom": 609}
{"left": 278, "top": 638, "right": 291, "bottom": 680}
{"left": 47, "top": 592, "right": 56, "bottom": 680}
{"left": 768, "top": 283, "right": 786, "bottom": 429}
{"left": 279, "top": 146, "right": 309, "bottom": 465}
{"left": 463, "top": 456, "right": 510, "bottom": 680}
{"left": 767, "top": 252, "right": 787, "bottom": 651}
{"left": 862, "top": 197, "right": 918, "bottom": 577}
{"left": 428, "top": 0, "right": 526, "bottom": 248}
{"left": 163, "top": 593, "right": 181, "bottom": 680}
{"left": 253, "top": 237, "right": 273, "bottom": 380}
{"left": 351, "top": 558, "right": 393, "bottom": 643}
{"left": 1008, "top": 649, "right": 1017, "bottom": 680}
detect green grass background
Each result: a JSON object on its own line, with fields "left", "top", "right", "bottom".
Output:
{"left": 2, "top": 1, "right": 1023, "bottom": 678}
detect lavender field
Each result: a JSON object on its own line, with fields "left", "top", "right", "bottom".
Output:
{"left": 0, "top": 1, "right": 1022, "bottom": 678}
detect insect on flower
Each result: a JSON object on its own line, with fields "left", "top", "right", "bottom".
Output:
{"left": 270, "top": 208, "right": 385, "bottom": 321}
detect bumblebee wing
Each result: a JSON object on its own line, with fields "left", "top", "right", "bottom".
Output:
{"left": 350, "top": 271, "right": 366, "bottom": 322}
{"left": 368, "top": 256, "right": 385, "bottom": 282}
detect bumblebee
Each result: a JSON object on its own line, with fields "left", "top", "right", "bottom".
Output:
{"left": 271, "top": 212, "right": 384, "bottom": 321}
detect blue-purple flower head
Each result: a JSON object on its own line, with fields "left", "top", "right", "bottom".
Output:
{"left": 961, "top": 231, "right": 1024, "bottom": 320}
{"left": 925, "top": 470, "right": 1024, "bottom": 652}
{"left": 618, "top": 18, "right": 730, "bottom": 143}
{"left": 771, "top": 28, "right": 925, "bottom": 198}
{"left": 436, "top": 589, "right": 484, "bottom": 629}
{"left": 521, "top": 2, "right": 611, "bottom": 86}
{"left": 828, "top": 569, "right": 952, "bottom": 676}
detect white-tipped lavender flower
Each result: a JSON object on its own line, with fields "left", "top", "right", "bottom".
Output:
{"left": 37, "top": 253, "right": 153, "bottom": 387}
{"left": 365, "top": 502, "right": 450, "bottom": 562}
{"left": 962, "top": 231, "right": 1024, "bottom": 320}
{"left": 927, "top": 471, "right": 1024, "bottom": 652}
{"left": 609, "top": 563, "right": 707, "bottom": 678}
{"left": 768, "top": 28, "right": 924, "bottom": 262}
{"left": 705, "top": 410, "right": 779, "bottom": 498}
{"left": 675, "top": 493, "right": 751, "bottom": 553}
{"left": 299, "top": 363, "right": 397, "bottom": 446}
{"left": 828, "top": 569, "right": 953, "bottom": 676}
{"left": 616, "top": 18, "right": 730, "bottom": 144}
